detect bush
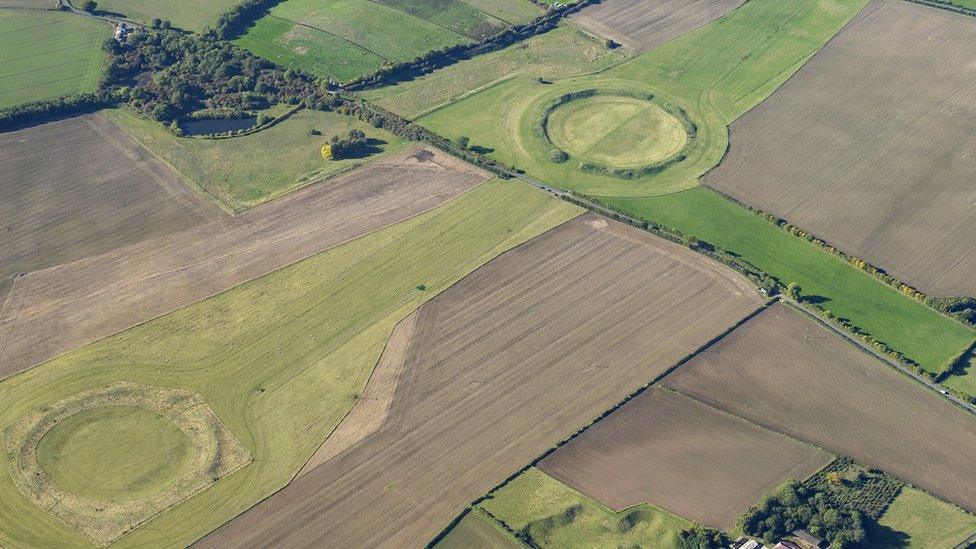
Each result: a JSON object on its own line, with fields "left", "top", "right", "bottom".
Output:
{"left": 328, "top": 129, "right": 367, "bottom": 159}
{"left": 82, "top": 0, "right": 97, "bottom": 13}
{"left": 548, "top": 149, "right": 569, "bottom": 163}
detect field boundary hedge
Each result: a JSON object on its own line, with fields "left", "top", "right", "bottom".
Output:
{"left": 903, "top": 0, "right": 976, "bottom": 17}
{"left": 0, "top": 93, "right": 111, "bottom": 133}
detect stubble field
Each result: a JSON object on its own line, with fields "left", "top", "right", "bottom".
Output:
{"left": 0, "top": 147, "right": 487, "bottom": 379}
{"left": 0, "top": 114, "right": 223, "bottom": 310}
{"left": 568, "top": 0, "right": 745, "bottom": 52}
{"left": 197, "top": 215, "right": 763, "bottom": 548}
{"left": 705, "top": 0, "right": 976, "bottom": 297}
{"left": 663, "top": 303, "right": 976, "bottom": 513}
{"left": 538, "top": 387, "right": 831, "bottom": 529}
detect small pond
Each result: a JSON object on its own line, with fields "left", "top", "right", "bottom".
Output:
{"left": 180, "top": 116, "right": 257, "bottom": 136}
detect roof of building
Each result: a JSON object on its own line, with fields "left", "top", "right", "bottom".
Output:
{"left": 793, "top": 529, "right": 825, "bottom": 546}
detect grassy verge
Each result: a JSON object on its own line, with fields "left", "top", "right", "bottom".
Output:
{"left": 0, "top": 179, "right": 581, "bottom": 548}
{"left": 0, "top": 11, "right": 111, "bottom": 109}
{"left": 869, "top": 487, "right": 976, "bottom": 548}
{"left": 478, "top": 468, "right": 691, "bottom": 548}
{"left": 603, "top": 189, "right": 975, "bottom": 374}
{"left": 104, "top": 108, "right": 407, "bottom": 211}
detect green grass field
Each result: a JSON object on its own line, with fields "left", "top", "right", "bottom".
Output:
{"left": 604, "top": 189, "right": 976, "bottom": 374}
{"left": 236, "top": 0, "right": 539, "bottom": 81}
{"left": 92, "top": 0, "right": 241, "bottom": 32}
{"left": 0, "top": 0, "right": 58, "bottom": 7}
{"left": 479, "top": 468, "right": 690, "bottom": 548}
{"left": 546, "top": 94, "right": 687, "bottom": 167}
{"left": 0, "top": 179, "right": 580, "bottom": 548}
{"left": 459, "top": 0, "right": 540, "bottom": 24}
{"left": 104, "top": 108, "right": 406, "bottom": 211}
{"left": 435, "top": 508, "right": 521, "bottom": 549}
{"left": 870, "top": 487, "right": 976, "bottom": 548}
{"left": 360, "top": 25, "right": 628, "bottom": 120}
{"left": 35, "top": 406, "right": 193, "bottom": 503}
{"left": 944, "top": 352, "right": 976, "bottom": 402}
{"left": 0, "top": 11, "right": 110, "bottom": 109}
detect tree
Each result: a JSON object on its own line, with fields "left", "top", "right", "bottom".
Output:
{"left": 151, "top": 18, "right": 162, "bottom": 29}
{"left": 457, "top": 135, "right": 469, "bottom": 149}
{"left": 82, "top": 0, "right": 97, "bottom": 13}
{"left": 787, "top": 282, "right": 801, "bottom": 301}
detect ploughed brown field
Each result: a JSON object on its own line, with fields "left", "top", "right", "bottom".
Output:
{"left": 538, "top": 386, "right": 831, "bottom": 529}
{"left": 0, "top": 114, "right": 223, "bottom": 307}
{"left": 569, "top": 0, "right": 745, "bottom": 52}
{"left": 0, "top": 146, "right": 486, "bottom": 378}
{"left": 196, "top": 215, "right": 763, "bottom": 548}
{"left": 705, "top": 0, "right": 976, "bottom": 297}
{"left": 663, "top": 303, "right": 976, "bottom": 513}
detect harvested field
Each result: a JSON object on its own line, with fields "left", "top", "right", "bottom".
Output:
{"left": 663, "top": 303, "right": 976, "bottom": 513}
{"left": 705, "top": 0, "right": 976, "bottom": 297}
{"left": 0, "top": 146, "right": 487, "bottom": 378}
{"left": 0, "top": 114, "right": 223, "bottom": 307}
{"left": 197, "top": 215, "right": 763, "bottom": 548}
{"left": 569, "top": 0, "right": 746, "bottom": 52}
{"left": 538, "top": 387, "right": 831, "bottom": 529}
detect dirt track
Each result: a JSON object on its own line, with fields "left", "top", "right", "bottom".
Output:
{"left": 569, "top": 0, "right": 745, "bottom": 52}
{"left": 195, "top": 215, "right": 763, "bottom": 548}
{"left": 538, "top": 387, "right": 831, "bottom": 529}
{"left": 705, "top": 0, "right": 976, "bottom": 297}
{"left": 0, "top": 114, "right": 223, "bottom": 306}
{"left": 663, "top": 303, "right": 976, "bottom": 513}
{"left": 0, "top": 147, "right": 487, "bottom": 378}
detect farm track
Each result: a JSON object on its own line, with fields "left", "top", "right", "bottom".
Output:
{"left": 0, "top": 146, "right": 487, "bottom": 379}
{"left": 705, "top": 0, "right": 976, "bottom": 297}
{"left": 195, "top": 215, "right": 763, "bottom": 548}
{"left": 663, "top": 303, "right": 976, "bottom": 514}
{"left": 569, "top": 0, "right": 746, "bottom": 53}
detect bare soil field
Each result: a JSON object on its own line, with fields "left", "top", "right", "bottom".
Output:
{"left": 569, "top": 0, "right": 746, "bottom": 52}
{"left": 0, "top": 147, "right": 487, "bottom": 379}
{"left": 538, "top": 387, "right": 831, "bottom": 529}
{"left": 705, "top": 0, "right": 976, "bottom": 297}
{"left": 195, "top": 215, "right": 763, "bottom": 548}
{"left": 0, "top": 114, "right": 223, "bottom": 307}
{"left": 663, "top": 303, "right": 976, "bottom": 513}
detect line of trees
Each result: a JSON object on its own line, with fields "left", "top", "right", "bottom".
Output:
{"left": 206, "top": 0, "right": 284, "bottom": 40}
{"left": 0, "top": 93, "right": 111, "bottom": 132}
